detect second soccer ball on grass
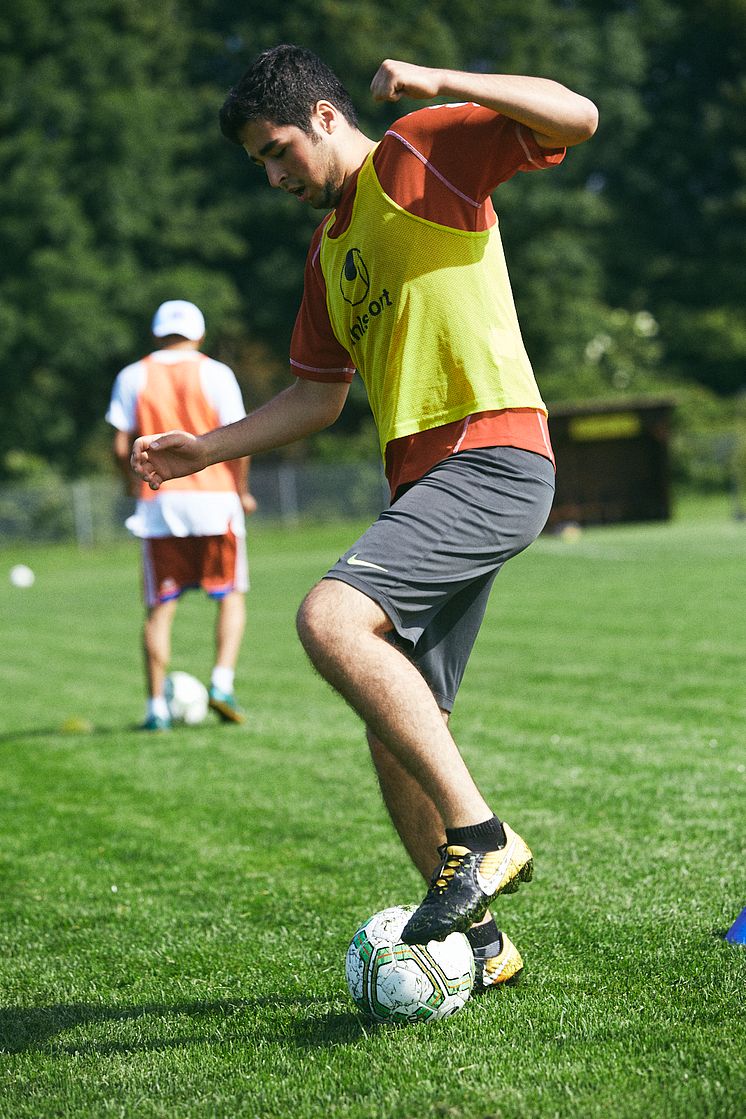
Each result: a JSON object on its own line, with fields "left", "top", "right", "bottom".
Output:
{"left": 164, "top": 672, "right": 209, "bottom": 725}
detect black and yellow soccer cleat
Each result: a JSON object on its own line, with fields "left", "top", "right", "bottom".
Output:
{"left": 471, "top": 930, "right": 524, "bottom": 991}
{"left": 401, "top": 823, "right": 533, "bottom": 945}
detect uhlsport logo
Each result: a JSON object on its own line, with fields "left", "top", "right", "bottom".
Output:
{"left": 340, "top": 248, "right": 393, "bottom": 346}
{"left": 340, "top": 249, "right": 370, "bottom": 305}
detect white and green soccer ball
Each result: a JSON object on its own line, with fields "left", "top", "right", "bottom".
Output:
{"left": 164, "top": 671, "right": 209, "bottom": 725}
{"left": 345, "top": 904, "right": 475, "bottom": 1024}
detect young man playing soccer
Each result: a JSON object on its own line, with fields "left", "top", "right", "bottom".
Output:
{"left": 131, "top": 46, "right": 598, "bottom": 986}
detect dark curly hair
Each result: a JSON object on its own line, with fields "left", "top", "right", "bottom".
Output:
{"left": 219, "top": 44, "right": 359, "bottom": 145}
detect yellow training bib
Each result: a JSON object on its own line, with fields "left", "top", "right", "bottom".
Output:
{"left": 319, "top": 154, "right": 546, "bottom": 457}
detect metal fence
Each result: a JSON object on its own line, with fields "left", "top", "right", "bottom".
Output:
{"left": 0, "top": 461, "right": 390, "bottom": 546}
{"left": 1, "top": 431, "right": 742, "bottom": 546}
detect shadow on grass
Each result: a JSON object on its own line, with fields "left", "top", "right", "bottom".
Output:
{"left": 0, "top": 722, "right": 222, "bottom": 745}
{"left": 0, "top": 997, "right": 369, "bottom": 1055}
{"left": 285, "top": 1010, "right": 383, "bottom": 1048}
{"left": 0, "top": 725, "right": 129, "bottom": 744}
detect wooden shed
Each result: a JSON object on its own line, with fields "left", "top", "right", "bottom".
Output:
{"left": 546, "top": 397, "right": 676, "bottom": 527}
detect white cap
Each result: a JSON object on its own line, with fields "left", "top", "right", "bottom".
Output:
{"left": 151, "top": 300, "right": 205, "bottom": 341}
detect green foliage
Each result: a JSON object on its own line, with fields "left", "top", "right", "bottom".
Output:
{"left": 0, "top": 0, "right": 243, "bottom": 477}
{"left": 589, "top": 0, "right": 746, "bottom": 394}
{"left": 1, "top": 1, "right": 744, "bottom": 479}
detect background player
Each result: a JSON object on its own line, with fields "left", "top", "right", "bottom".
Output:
{"left": 108, "top": 299, "right": 257, "bottom": 729}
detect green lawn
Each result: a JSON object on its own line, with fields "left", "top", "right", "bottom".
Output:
{"left": 1, "top": 496, "right": 744, "bottom": 1118}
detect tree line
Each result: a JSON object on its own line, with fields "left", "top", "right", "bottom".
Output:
{"left": 1, "top": 0, "right": 744, "bottom": 481}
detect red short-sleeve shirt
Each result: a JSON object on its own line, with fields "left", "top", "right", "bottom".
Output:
{"left": 290, "top": 104, "right": 564, "bottom": 495}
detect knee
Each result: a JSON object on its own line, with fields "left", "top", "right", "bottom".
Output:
{"left": 296, "top": 580, "right": 337, "bottom": 660}
{"left": 296, "top": 578, "right": 389, "bottom": 664}
{"left": 143, "top": 608, "right": 173, "bottom": 659}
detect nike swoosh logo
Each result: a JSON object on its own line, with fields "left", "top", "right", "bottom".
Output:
{"left": 477, "top": 835, "right": 517, "bottom": 892}
{"left": 345, "top": 553, "right": 389, "bottom": 572}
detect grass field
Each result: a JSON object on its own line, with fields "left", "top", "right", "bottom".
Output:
{"left": 1, "top": 495, "right": 744, "bottom": 1118}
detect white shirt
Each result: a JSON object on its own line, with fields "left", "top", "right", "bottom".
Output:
{"left": 107, "top": 349, "right": 248, "bottom": 539}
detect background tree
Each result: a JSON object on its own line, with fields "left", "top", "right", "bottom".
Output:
{"left": 0, "top": 0, "right": 244, "bottom": 478}
{"left": 0, "top": 0, "right": 743, "bottom": 481}
{"left": 598, "top": 0, "right": 746, "bottom": 396}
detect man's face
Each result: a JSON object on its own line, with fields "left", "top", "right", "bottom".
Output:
{"left": 239, "top": 115, "right": 345, "bottom": 210}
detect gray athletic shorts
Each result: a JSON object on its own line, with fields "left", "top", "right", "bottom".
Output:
{"left": 324, "top": 446, "right": 555, "bottom": 711}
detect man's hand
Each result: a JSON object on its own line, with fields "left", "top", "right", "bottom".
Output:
{"left": 130, "top": 430, "right": 207, "bottom": 491}
{"left": 370, "top": 62, "right": 598, "bottom": 149}
{"left": 241, "top": 492, "right": 258, "bottom": 517}
{"left": 370, "top": 60, "right": 443, "bottom": 103}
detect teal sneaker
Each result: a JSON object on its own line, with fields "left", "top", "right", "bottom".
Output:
{"left": 208, "top": 686, "right": 246, "bottom": 724}
{"left": 139, "top": 713, "right": 171, "bottom": 732}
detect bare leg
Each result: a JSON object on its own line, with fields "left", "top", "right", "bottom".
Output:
{"left": 296, "top": 578, "right": 493, "bottom": 829}
{"left": 143, "top": 598, "right": 178, "bottom": 698}
{"left": 367, "top": 727, "right": 445, "bottom": 880}
{"left": 215, "top": 590, "right": 246, "bottom": 670}
{"left": 367, "top": 725, "right": 494, "bottom": 929}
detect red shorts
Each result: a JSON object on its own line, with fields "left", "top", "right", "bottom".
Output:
{"left": 142, "top": 530, "right": 249, "bottom": 607}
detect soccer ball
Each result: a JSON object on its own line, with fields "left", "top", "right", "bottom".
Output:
{"left": 345, "top": 904, "right": 475, "bottom": 1024}
{"left": 9, "top": 564, "right": 35, "bottom": 587}
{"left": 164, "top": 672, "right": 209, "bottom": 725}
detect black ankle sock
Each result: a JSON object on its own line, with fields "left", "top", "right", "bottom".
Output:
{"left": 446, "top": 815, "right": 506, "bottom": 852}
{"left": 466, "top": 917, "right": 502, "bottom": 953}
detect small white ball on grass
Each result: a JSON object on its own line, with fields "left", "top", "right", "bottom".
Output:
{"left": 10, "top": 564, "right": 35, "bottom": 587}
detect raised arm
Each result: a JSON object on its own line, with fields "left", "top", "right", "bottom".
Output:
{"left": 370, "top": 60, "right": 598, "bottom": 149}
{"left": 131, "top": 377, "right": 349, "bottom": 491}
